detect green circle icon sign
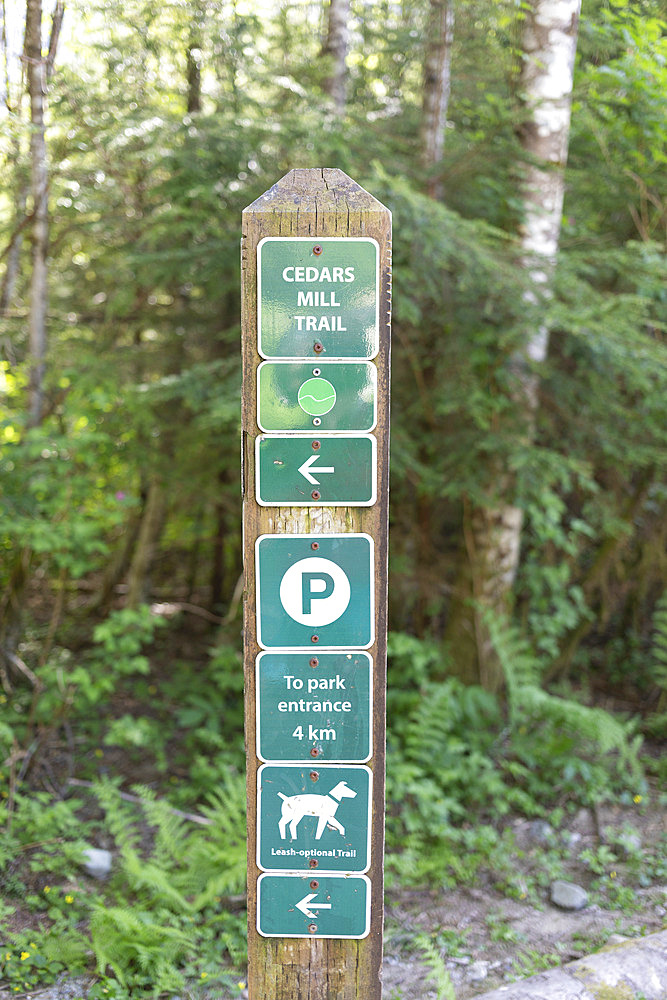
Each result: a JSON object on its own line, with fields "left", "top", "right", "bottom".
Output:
{"left": 297, "top": 377, "right": 336, "bottom": 416}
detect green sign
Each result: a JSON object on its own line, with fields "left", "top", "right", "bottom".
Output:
{"left": 256, "top": 652, "right": 372, "bottom": 763}
{"left": 256, "top": 533, "right": 374, "bottom": 650}
{"left": 255, "top": 435, "right": 376, "bottom": 506}
{"left": 258, "top": 237, "right": 379, "bottom": 360}
{"left": 257, "top": 361, "right": 376, "bottom": 433}
{"left": 257, "top": 873, "right": 371, "bottom": 939}
{"left": 257, "top": 764, "right": 372, "bottom": 873}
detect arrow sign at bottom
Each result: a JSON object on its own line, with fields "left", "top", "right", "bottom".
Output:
{"left": 257, "top": 873, "right": 371, "bottom": 939}
{"left": 296, "top": 893, "right": 333, "bottom": 919}
{"left": 298, "top": 454, "right": 336, "bottom": 485}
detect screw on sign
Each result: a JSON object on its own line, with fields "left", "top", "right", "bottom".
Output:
{"left": 242, "top": 168, "right": 390, "bottom": 1000}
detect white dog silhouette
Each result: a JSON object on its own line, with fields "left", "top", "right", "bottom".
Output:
{"left": 277, "top": 780, "right": 357, "bottom": 840}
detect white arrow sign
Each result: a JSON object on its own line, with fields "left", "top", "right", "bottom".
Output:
{"left": 295, "top": 893, "right": 333, "bottom": 919}
{"left": 297, "top": 454, "right": 336, "bottom": 485}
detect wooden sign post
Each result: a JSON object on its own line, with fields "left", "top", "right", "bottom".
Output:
{"left": 241, "top": 168, "right": 391, "bottom": 999}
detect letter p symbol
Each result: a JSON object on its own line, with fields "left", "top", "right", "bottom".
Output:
{"left": 279, "top": 556, "right": 351, "bottom": 627}
{"left": 302, "top": 572, "right": 334, "bottom": 614}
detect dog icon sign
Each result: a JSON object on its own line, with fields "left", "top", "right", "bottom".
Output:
{"left": 257, "top": 764, "right": 372, "bottom": 873}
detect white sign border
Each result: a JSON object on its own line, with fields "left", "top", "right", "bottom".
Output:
{"left": 256, "top": 762, "right": 373, "bottom": 875}
{"left": 257, "top": 236, "right": 380, "bottom": 361}
{"left": 256, "top": 872, "right": 372, "bottom": 940}
{"left": 255, "top": 433, "right": 377, "bottom": 507}
{"left": 256, "top": 359, "right": 378, "bottom": 434}
{"left": 255, "top": 532, "right": 376, "bottom": 651}
{"left": 255, "top": 650, "right": 373, "bottom": 765}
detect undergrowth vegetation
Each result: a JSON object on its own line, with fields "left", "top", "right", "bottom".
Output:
{"left": 1, "top": 609, "right": 665, "bottom": 997}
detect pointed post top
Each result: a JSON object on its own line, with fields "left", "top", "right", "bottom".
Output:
{"left": 243, "top": 168, "right": 389, "bottom": 219}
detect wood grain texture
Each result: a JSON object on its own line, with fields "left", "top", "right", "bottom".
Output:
{"left": 242, "top": 169, "right": 391, "bottom": 999}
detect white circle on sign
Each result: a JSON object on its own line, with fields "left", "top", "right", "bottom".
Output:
{"left": 279, "top": 557, "right": 351, "bottom": 627}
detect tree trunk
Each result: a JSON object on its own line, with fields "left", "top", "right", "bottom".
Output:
{"left": 420, "top": 0, "right": 454, "bottom": 200}
{"left": 24, "top": 0, "right": 49, "bottom": 428}
{"left": 0, "top": 169, "right": 28, "bottom": 322}
{"left": 186, "top": 44, "right": 202, "bottom": 112}
{"left": 126, "top": 480, "right": 167, "bottom": 608}
{"left": 444, "top": 0, "right": 581, "bottom": 690}
{"left": 321, "top": 0, "right": 349, "bottom": 115}
{"left": 0, "top": 1, "right": 63, "bottom": 681}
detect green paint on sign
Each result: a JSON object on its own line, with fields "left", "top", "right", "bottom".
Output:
{"left": 257, "top": 763, "right": 372, "bottom": 873}
{"left": 257, "top": 361, "right": 376, "bottom": 433}
{"left": 256, "top": 533, "right": 374, "bottom": 649}
{"left": 258, "top": 237, "right": 379, "bottom": 360}
{"left": 255, "top": 435, "right": 376, "bottom": 506}
{"left": 256, "top": 651, "right": 372, "bottom": 763}
{"left": 257, "top": 873, "right": 371, "bottom": 939}
{"left": 297, "top": 377, "right": 337, "bottom": 416}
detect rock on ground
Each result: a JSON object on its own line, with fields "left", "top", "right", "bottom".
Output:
{"left": 472, "top": 928, "right": 667, "bottom": 1000}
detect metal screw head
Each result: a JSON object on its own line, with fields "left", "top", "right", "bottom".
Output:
{"left": 310, "top": 770, "right": 319, "bottom": 781}
{"left": 311, "top": 490, "right": 320, "bottom": 501}
{"left": 312, "top": 440, "right": 321, "bottom": 450}
{"left": 308, "top": 923, "right": 318, "bottom": 933}
{"left": 310, "top": 880, "right": 319, "bottom": 890}
{"left": 311, "top": 634, "right": 319, "bottom": 643}
{"left": 312, "top": 368, "right": 321, "bottom": 376}
{"left": 313, "top": 418, "right": 322, "bottom": 426}
{"left": 313, "top": 342, "right": 324, "bottom": 354}
{"left": 309, "top": 657, "right": 319, "bottom": 667}
{"left": 313, "top": 245, "right": 323, "bottom": 255}
{"left": 311, "top": 541, "right": 319, "bottom": 550}
{"left": 310, "top": 747, "right": 319, "bottom": 758}
{"left": 309, "top": 858, "right": 318, "bottom": 869}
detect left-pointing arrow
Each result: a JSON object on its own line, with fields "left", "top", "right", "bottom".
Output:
{"left": 295, "top": 893, "right": 333, "bottom": 920}
{"left": 297, "top": 454, "right": 336, "bottom": 485}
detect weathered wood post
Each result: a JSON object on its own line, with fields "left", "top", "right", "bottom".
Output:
{"left": 241, "top": 168, "right": 391, "bottom": 999}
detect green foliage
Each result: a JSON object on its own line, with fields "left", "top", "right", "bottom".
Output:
{"left": 414, "top": 933, "right": 457, "bottom": 1000}
{"left": 86, "top": 779, "right": 247, "bottom": 992}
{"left": 645, "top": 592, "right": 667, "bottom": 737}
{"left": 1, "top": 0, "right": 666, "bottom": 990}
{"left": 386, "top": 629, "right": 649, "bottom": 890}
{"left": 0, "top": 776, "right": 247, "bottom": 996}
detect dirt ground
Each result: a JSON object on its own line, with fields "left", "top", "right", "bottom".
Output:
{"left": 381, "top": 802, "right": 667, "bottom": 999}
{"left": 11, "top": 801, "right": 666, "bottom": 1000}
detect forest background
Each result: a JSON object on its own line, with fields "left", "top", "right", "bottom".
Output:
{"left": 0, "top": 0, "right": 666, "bottom": 997}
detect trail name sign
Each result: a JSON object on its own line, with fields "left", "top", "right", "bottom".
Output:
{"left": 258, "top": 237, "right": 379, "bottom": 360}
{"left": 242, "top": 169, "right": 390, "bottom": 1000}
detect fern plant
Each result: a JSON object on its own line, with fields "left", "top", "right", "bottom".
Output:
{"left": 414, "top": 933, "right": 457, "bottom": 1000}
{"left": 89, "top": 775, "right": 247, "bottom": 992}
{"left": 646, "top": 591, "right": 667, "bottom": 738}
{"left": 485, "top": 609, "right": 644, "bottom": 795}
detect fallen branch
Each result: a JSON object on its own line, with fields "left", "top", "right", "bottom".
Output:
{"left": 66, "top": 777, "right": 213, "bottom": 826}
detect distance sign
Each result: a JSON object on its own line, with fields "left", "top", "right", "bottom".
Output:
{"left": 256, "top": 651, "right": 372, "bottom": 763}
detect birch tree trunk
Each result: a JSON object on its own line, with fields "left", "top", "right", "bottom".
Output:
{"left": 321, "top": 0, "right": 349, "bottom": 115}
{"left": 186, "top": 44, "right": 202, "bottom": 112}
{"left": 24, "top": 0, "right": 48, "bottom": 427}
{"left": 420, "top": 0, "right": 454, "bottom": 200}
{"left": 445, "top": 0, "right": 581, "bottom": 691}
